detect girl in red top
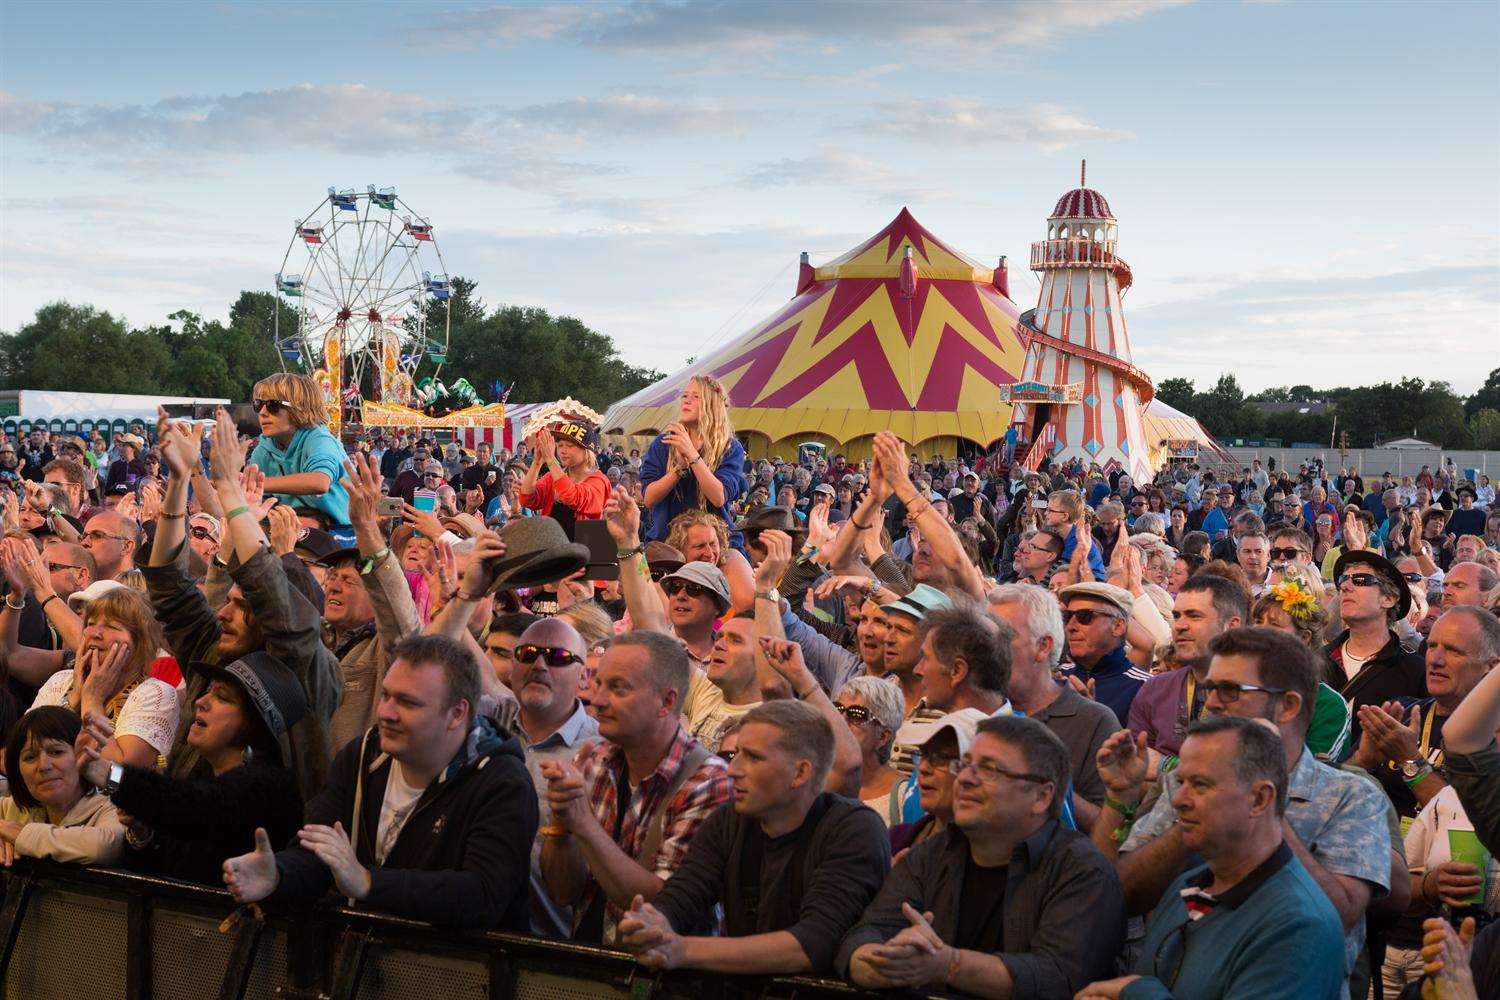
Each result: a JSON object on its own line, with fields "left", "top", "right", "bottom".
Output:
{"left": 518, "top": 417, "right": 610, "bottom": 538}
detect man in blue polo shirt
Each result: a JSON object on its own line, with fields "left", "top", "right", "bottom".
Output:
{"left": 1057, "top": 582, "right": 1151, "bottom": 727}
{"left": 1078, "top": 716, "right": 1346, "bottom": 999}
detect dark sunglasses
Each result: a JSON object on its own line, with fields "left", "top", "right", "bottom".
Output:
{"left": 1401, "top": 571, "right": 1424, "bottom": 583}
{"left": 1336, "top": 572, "right": 1380, "bottom": 589}
{"left": 835, "top": 703, "right": 873, "bottom": 725}
{"left": 251, "top": 398, "right": 292, "bottom": 414}
{"left": 663, "top": 578, "right": 713, "bottom": 601}
{"left": 1269, "top": 547, "right": 1303, "bottom": 561}
{"left": 1199, "top": 680, "right": 1286, "bottom": 703}
{"left": 513, "top": 645, "right": 583, "bottom": 668}
{"left": 189, "top": 526, "right": 214, "bottom": 541}
{"left": 1062, "top": 608, "right": 1120, "bottom": 626}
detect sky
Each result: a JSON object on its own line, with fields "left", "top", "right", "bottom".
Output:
{"left": 2, "top": 0, "right": 1497, "bottom": 396}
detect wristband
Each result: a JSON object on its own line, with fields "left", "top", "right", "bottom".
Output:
{"left": 359, "top": 548, "right": 390, "bottom": 575}
{"left": 225, "top": 506, "right": 251, "bottom": 521}
{"left": 1104, "top": 796, "right": 1139, "bottom": 818}
{"left": 3, "top": 594, "right": 24, "bottom": 611}
{"left": 40, "top": 594, "right": 60, "bottom": 612}
{"left": 158, "top": 510, "right": 185, "bottom": 520}
{"left": 1403, "top": 765, "right": 1434, "bottom": 789}
{"left": 616, "top": 545, "right": 646, "bottom": 559}
{"left": 945, "top": 947, "right": 963, "bottom": 986}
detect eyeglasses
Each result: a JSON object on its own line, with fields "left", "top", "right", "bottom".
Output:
{"left": 513, "top": 645, "right": 583, "bottom": 668}
{"left": 1336, "top": 572, "right": 1380, "bottom": 589}
{"left": 834, "top": 703, "right": 873, "bottom": 726}
{"left": 958, "top": 756, "right": 1050, "bottom": 785}
{"left": 190, "top": 526, "right": 215, "bottom": 541}
{"left": 251, "top": 398, "right": 293, "bottom": 414}
{"left": 914, "top": 749, "right": 961, "bottom": 775}
{"left": 663, "top": 578, "right": 713, "bottom": 601}
{"left": 45, "top": 561, "right": 87, "bottom": 572}
{"left": 423, "top": 472, "right": 444, "bottom": 479}
{"left": 1199, "top": 680, "right": 1286, "bottom": 703}
{"left": 1269, "top": 547, "right": 1304, "bottom": 561}
{"left": 1062, "top": 608, "right": 1120, "bottom": 626}
{"left": 82, "top": 530, "right": 131, "bottom": 544}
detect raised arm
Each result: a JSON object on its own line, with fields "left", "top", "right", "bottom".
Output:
{"left": 874, "top": 432, "right": 984, "bottom": 599}
{"left": 605, "top": 491, "right": 669, "bottom": 633}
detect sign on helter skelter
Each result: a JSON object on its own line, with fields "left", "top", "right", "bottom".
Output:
{"left": 999, "top": 380, "right": 1085, "bottom": 404}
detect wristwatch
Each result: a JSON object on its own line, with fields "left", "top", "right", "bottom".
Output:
{"left": 1400, "top": 758, "right": 1433, "bottom": 784}
{"left": 755, "top": 588, "right": 780, "bottom": 603}
{"left": 105, "top": 761, "right": 125, "bottom": 796}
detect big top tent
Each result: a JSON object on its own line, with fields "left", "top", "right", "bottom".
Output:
{"left": 602, "top": 209, "right": 1030, "bottom": 460}
{"left": 1141, "top": 398, "right": 1236, "bottom": 468}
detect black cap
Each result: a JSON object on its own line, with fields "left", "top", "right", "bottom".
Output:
{"left": 1332, "top": 549, "right": 1411, "bottom": 620}
{"left": 292, "top": 527, "right": 339, "bottom": 562}
{"left": 195, "top": 651, "right": 307, "bottom": 756}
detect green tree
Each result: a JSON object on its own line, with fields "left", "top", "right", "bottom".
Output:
{"left": 0, "top": 302, "right": 166, "bottom": 393}
{"left": 1155, "top": 377, "right": 1195, "bottom": 411}
{"left": 1470, "top": 408, "right": 1500, "bottom": 450}
{"left": 1466, "top": 368, "right": 1500, "bottom": 417}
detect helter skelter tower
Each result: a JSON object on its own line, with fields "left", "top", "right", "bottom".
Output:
{"left": 1004, "top": 162, "right": 1154, "bottom": 483}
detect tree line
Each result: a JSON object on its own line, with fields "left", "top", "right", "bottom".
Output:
{"left": 0, "top": 276, "right": 664, "bottom": 412}
{"left": 1155, "top": 370, "right": 1500, "bottom": 450}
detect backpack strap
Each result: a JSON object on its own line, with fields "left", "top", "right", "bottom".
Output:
{"left": 635, "top": 742, "right": 713, "bottom": 873}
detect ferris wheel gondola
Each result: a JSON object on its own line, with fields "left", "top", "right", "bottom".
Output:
{"left": 272, "top": 186, "right": 452, "bottom": 415}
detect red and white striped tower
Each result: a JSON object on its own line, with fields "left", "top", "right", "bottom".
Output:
{"left": 1007, "top": 161, "right": 1154, "bottom": 481}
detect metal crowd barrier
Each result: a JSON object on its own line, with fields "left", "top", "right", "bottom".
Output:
{"left": 0, "top": 861, "right": 880, "bottom": 1000}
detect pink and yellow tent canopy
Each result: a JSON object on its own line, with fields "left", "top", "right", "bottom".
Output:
{"left": 601, "top": 209, "right": 1029, "bottom": 460}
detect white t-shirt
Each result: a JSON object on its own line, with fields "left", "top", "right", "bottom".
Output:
{"left": 1338, "top": 644, "right": 1371, "bottom": 682}
{"left": 1404, "top": 786, "right": 1500, "bottom": 913}
{"left": 682, "top": 668, "right": 757, "bottom": 753}
{"left": 32, "top": 672, "right": 179, "bottom": 757}
{"left": 375, "top": 760, "right": 424, "bottom": 865}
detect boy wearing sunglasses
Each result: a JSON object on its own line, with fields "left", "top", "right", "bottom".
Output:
{"left": 245, "top": 372, "right": 351, "bottom": 534}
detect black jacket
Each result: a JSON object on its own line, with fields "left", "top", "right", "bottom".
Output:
{"left": 115, "top": 759, "right": 303, "bottom": 885}
{"left": 1322, "top": 629, "right": 1426, "bottom": 744}
{"left": 268, "top": 717, "right": 537, "bottom": 930}
{"left": 652, "top": 794, "right": 890, "bottom": 973}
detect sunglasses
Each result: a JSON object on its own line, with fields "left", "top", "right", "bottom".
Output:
{"left": 663, "top": 579, "right": 713, "bottom": 601}
{"left": 834, "top": 703, "right": 873, "bottom": 725}
{"left": 45, "top": 560, "right": 87, "bottom": 572}
{"left": 251, "top": 398, "right": 293, "bottom": 414}
{"left": 1336, "top": 572, "right": 1380, "bottom": 589}
{"left": 1199, "top": 680, "right": 1286, "bottom": 703}
{"left": 1401, "top": 571, "right": 1424, "bottom": 583}
{"left": 1269, "top": 547, "right": 1303, "bottom": 561}
{"left": 190, "top": 526, "right": 215, "bottom": 541}
{"left": 513, "top": 645, "right": 583, "bottom": 668}
{"left": 1062, "top": 608, "right": 1120, "bottom": 626}
{"left": 424, "top": 472, "right": 444, "bottom": 479}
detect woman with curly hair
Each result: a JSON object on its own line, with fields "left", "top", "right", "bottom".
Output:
{"left": 665, "top": 508, "right": 755, "bottom": 612}
{"left": 640, "top": 375, "right": 748, "bottom": 552}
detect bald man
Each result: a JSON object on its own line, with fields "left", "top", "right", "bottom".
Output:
{"left": 515, "top": 617, "right": 601, "bottom": 938}
{"left": 1443, "top": 562, "right": 1498, "bottom": 610}
{"left": 81, "top": 510, "right": 138, "bottom": 580}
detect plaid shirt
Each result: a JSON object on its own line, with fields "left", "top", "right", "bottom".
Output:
{"left": 573, "top": 724, "right": 730, "bottom": 941}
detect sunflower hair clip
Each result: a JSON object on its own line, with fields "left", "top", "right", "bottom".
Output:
{"left": 1269, "top": 579, "right": 1319, "bottom": 622}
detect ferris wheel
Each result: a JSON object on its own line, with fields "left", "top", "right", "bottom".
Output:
{"left": 273, "top": 186, "right": 452, "bottom": 409}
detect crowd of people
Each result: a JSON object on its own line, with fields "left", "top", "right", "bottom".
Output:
{"left": 0, "top": 368, "right": 1497, "bottom": 1000}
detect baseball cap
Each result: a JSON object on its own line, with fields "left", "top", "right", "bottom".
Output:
{"left": 812, "top": 483, "right": 835, "bottom": 497}
{"left": 292, "top": 527, "right": 340, "bottom": 562}
{"left": 189, "top": 512, "right": 221, "bottom": 542}
{"left": 67, "top": 579, "right": 128, "bottom": 613}
{"left": 880, "top": 583, "right": 953, "bottom": 622}
{"left": 908, "top": 708, "right": 990, "bottom": 758}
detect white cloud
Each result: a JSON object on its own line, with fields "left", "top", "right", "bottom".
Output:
{"left": 420, "top": 0, "right": 1190, "bottom": 53}
{"left": 510, "top": 94, "right": 754, "bottom": 140}
{"left": 739, "top": 147, "right": 955, "bottom": 203}
{"left": 864, "top": 99, "right": 1132, "bottom": 151}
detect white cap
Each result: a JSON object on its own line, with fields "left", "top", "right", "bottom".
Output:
{"left": 67, "top": 578, "right": 128, "bottom": 613}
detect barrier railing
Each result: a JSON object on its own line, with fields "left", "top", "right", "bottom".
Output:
{"left": 0, "top": 861, "right": 881, "bottom": 1000}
